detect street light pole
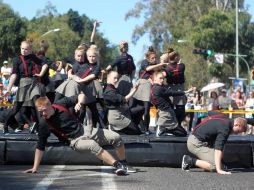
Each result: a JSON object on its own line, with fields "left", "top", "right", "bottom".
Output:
{"left": 41, "top": 28, "right": 61, "bottom": 37}
{"left": 226, "top": 53, "right": 250, "bottom": 86}
{"left": 236, "top": 0, "right": 239, "bottom": 78}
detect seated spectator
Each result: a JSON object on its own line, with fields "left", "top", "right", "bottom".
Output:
{"left": 192, "top": 90, "right": 205, "bottom": 130}
{"left": 1, "top": 61, "right": 11, "bottom": 91}
{"left": 218, "top": 89, "right": 233, "bottom": 109}
{"left": 234, "top": 91, "right": 245, "bottom": 109}
{"left": 2, "top": 73, "right": 10, "bottom": 90}
{"left": 207, "top": 91, "right": 219, "bottom": 110}
{"left": 245, "top": 91, "right": 254, "bottom": 118}
{"left": 1, "top": 60, "right": 11, "bottom": 76}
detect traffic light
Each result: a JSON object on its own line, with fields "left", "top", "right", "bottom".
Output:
{"left": 206, "top": 49, "right": 213, "bottom": 56}
{"left": 192, "top": 49, "right": 213, "bottom": 56}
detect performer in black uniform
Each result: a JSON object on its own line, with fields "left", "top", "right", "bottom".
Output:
{"left": 3, "top": 40, "right": 49, "bottom": 134}
{"left": 103, "top": 71, "right": 142, "bottom": 135}
{"left": 182, "top": 111, "right": 247, "bottom": 175}
{"left": 15, "top": 40, "right": 59, "bottom": 133}
{"left": 105, "top": 41, "right": 136, "bottom": 96}
{"left": 63, "top": 20, "right": 100, "bottom": 72}
{"left": 36, "top": 40, "right": 62, "bottom": 103}
{"left": 132, "top": 47, "right": 168, "bottom": 134}
{"left": 151, "top": 71, "right": 191, "bottom": 137}
{"left": 23, "top": 94, "right": 136, "bottom": 175}
{"left": 56, "top": 46, "right": 101, "bottom": 127}
{"left": 162, "top": 51, "right": 186, "bottom": 130}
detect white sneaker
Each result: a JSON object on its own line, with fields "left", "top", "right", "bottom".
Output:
{"left": 124, "top": 165, "right": 137, "bottom": 173}
{"left": 156, "top": 126, "right": 165, "bottom": 137}
{"left": 14, "top": 128, "right": 22, "bottom": 133}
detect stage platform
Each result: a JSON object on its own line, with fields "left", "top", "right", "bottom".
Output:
{"left": 0, "top": 132, "right": 253, "bottom": 168}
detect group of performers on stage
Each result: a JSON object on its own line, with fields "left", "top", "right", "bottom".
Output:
{"left": 0, "top": 30, "right": 192, "bottom": 175}
{"left": 2, "top": 34, "right": 190, "bottom": 138}
{"left": 1, "top": 25, "right": 248, "bottom": 176}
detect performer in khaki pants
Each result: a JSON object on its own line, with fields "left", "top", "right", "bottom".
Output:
{"left": 151, "top": 71, "right": 192, "bottom": 137}
{"left": 182, "top": 110, "right": 247, "bottom": 175}
{"left": 24, "top": 94, "right": 136, "bottom": 175}
{"left": 103, "top": 71, "right": 143, "bottom": 135}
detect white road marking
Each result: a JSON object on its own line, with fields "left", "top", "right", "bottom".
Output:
{"left": 33, "top": 165, "right": 117, "bottom": 190}
{"left": 32, "top": 165, "right": 65, "bottom": 190}
{"left": 100, "top": 166, "right": 117, "bottom": 190}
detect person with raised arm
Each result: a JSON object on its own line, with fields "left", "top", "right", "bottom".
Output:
{"left": 132, "top": 46, "right": 169, "bottom": 134}
{"left": 151, "top": 71, "right": 192, "bottom": 137}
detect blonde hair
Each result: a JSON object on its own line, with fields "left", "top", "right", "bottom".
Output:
{"left": 234, "top": 117, "right": 247, "bottom": 132}
{"left": 35, "top": 96, "right": 51, "bottom": 107}
{"left": 119, "top": 41, "right": 128, "bottom": 52}
{"left": 86, "top": 45, "right": 99, "bottom": 56}
{"left": 75, "top": 47, "right": 85, "bottom": 56}
{"left": 21, "top": 39, "right": 33, "bottom": 49}
{"left": 77, "top": 43, "right": 89, "bottom": 51}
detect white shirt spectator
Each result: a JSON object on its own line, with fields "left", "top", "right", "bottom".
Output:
{"left": 1, "top": 61, "right": 11, "bottom": 76}
{"left": 218, "top": 90, "right": 232, "bottom": 109}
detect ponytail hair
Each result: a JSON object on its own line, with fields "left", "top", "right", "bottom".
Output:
{"left": 164, "top": 47, "right": 174, "bottom": 54}
{"left": 39, "top": 40, "right": 49, "bottom": 52}
{"left": 168, "top": 51, "right": 180, "bottom": 63}
{"left": 145, "top": 46, "right": 156, "bottom": 60}
{"left": 119, "top": 41, "right": 128, "bottom": 52}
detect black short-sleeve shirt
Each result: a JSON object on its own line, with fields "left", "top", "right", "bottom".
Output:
{"left": 110, "top": 53, "right": 135, "bottom": 75}
{"left": 192, "top": 111, "right": 233, "bottom": 150}
{"left": 37, "top": 96, "right": 81, "bottom": 151}
{"left": 163, "top": 62, "right": 185, "bottom": 84}
{"left": 139, "top": 59, "right": 156, "bottom": 79}
{"left": 75, "top": 62, "right": 101, "bottom": 79}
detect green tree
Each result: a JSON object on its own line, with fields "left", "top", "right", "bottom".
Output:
{"left": 126, "top": 0, "right": 253, "bottom": 87}
{"left": 25, "top": 4, "right": 118, "bottom": 68}
{"left": 67, "top": 9, "right": 84, "bottom": 37}
{"left": 27, "top": 14, "right": 82, "bottom": 60}
{"left": 191, "top": 9, "right": 254, "bottom": 80}
{"left": 0, "top": 2, "right": 27, "bottom": 62}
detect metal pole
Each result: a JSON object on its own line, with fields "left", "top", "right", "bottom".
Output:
{"left": 238, "top": 56, "right": 251, "bottom": 89}
{"left": 236, "top": 0, "right": 239, "bottom": 78}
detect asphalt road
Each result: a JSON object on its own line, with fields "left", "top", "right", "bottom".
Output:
{"left": 0, "top": 165, "right": 253, "bottom": 190}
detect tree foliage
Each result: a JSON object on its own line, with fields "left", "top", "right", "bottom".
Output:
{"left": 0, "top": 1, "right": 27, "bottom": 63}
{"left": 67, "top": 9, "right": 84, "bottom": 37}
{"left": 0, "top": 1, "right": 118, "bottom": 69}
{"left": 126, "top": 0, "right": 254, "bottom": 88}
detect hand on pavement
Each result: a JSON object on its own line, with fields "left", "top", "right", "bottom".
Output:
{"left": 217, "top": 170, "right": 232, "bottom": 175}
{"left": 23, "top": 168, "right": 37, "bottom": 174}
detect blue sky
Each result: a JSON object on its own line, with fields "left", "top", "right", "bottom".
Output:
{"left": 2, "top": 0, "right": 254, "bottom": 63}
